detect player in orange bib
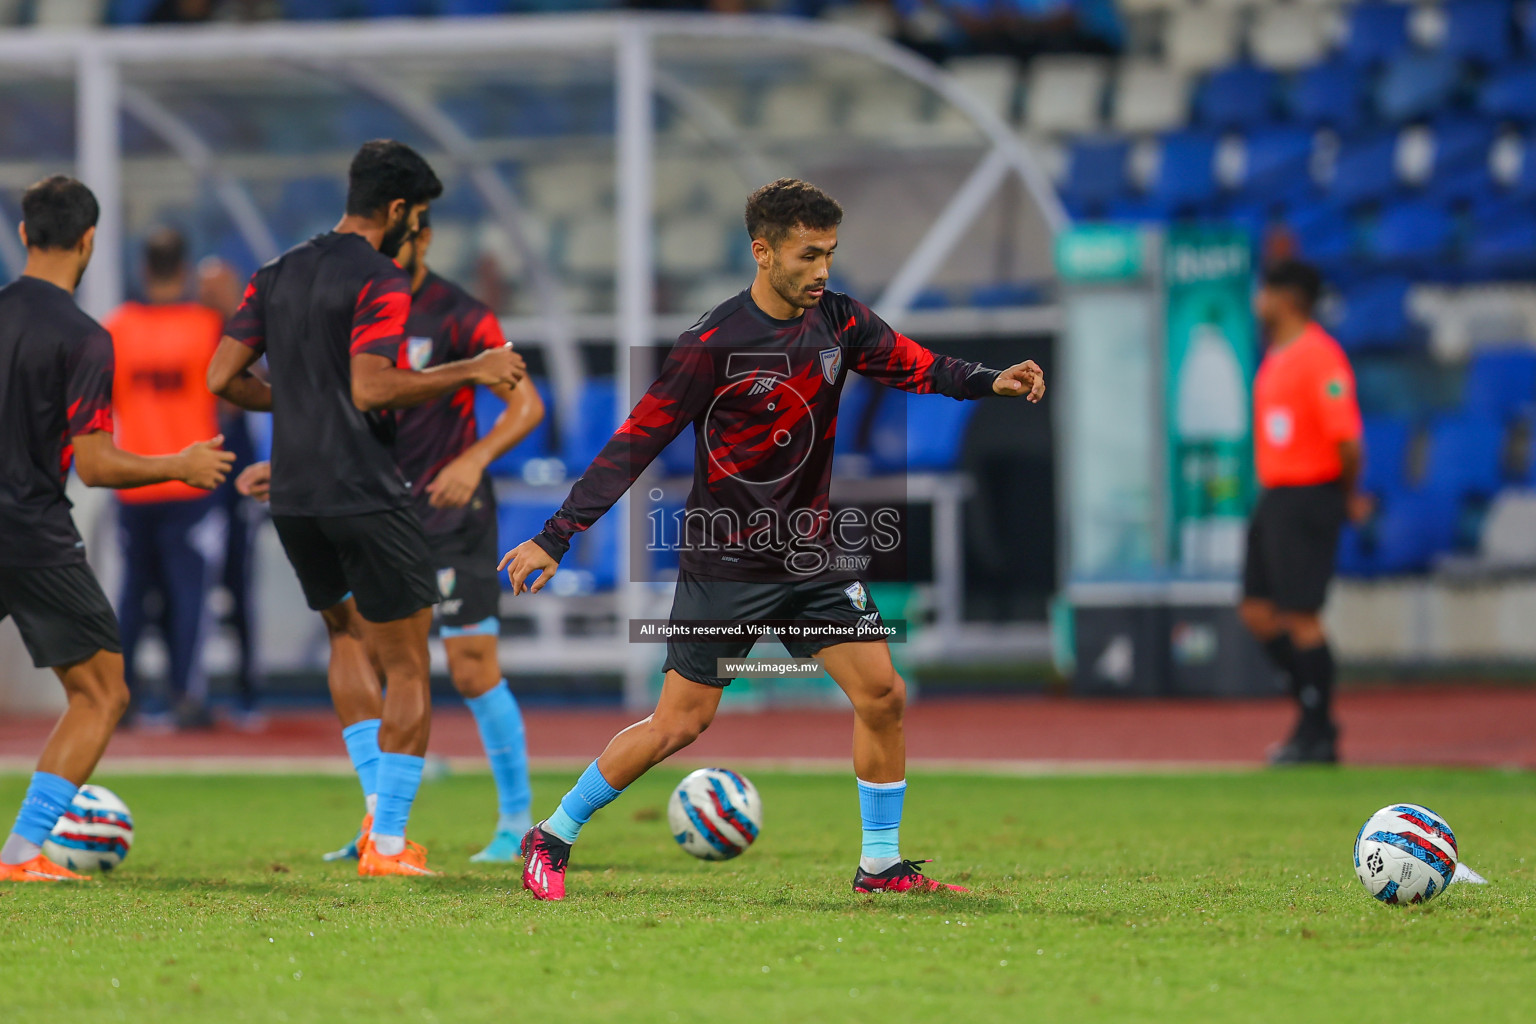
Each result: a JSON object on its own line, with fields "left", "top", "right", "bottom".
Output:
{"left": 106, "top": 229, "right": 228, "bottom": 729}
{"left": 1240, "top": 261, "right": 1368, "bottom": 764}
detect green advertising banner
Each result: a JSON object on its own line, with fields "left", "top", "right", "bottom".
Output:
{"left": 1164, "top": 227, "right": 1256, "bottom": 577}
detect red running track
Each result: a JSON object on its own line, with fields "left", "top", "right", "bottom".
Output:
{"left": 1, "top": 687, "right": 1532, "bottom": 771}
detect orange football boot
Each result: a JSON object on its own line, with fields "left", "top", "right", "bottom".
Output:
{"left": 357, "top": 838, "right": 438, "bottom": 877}
{"left": 0, "top": 853, "right": 92, "bottom": 882}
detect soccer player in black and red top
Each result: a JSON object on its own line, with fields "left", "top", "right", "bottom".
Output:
{"left": 0, "top": 176, "right": 232, "bottom": 883}
{"left": 207, "top": 142, "right": 525, "bottom": 877}
{"left": 502, "top": 179, "right": 1046, "bottom": 899}
{"left": 241, "top": 211, "right": 546, "bottom": 863}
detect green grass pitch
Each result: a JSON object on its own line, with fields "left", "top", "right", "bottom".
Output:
{"left": 0, "top": 767, "right": 1531, "bottom": 1022}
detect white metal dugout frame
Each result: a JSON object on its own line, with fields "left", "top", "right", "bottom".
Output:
{"left": 0, "top": 15, "right": 1067, "bottom": 707}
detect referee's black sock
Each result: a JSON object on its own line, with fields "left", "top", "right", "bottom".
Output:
{"left": 1292, "top": 642, "right": 1336, "bottom": 733}
{"left": 1262, "top": 634, "right": 1298, "bottom": 688}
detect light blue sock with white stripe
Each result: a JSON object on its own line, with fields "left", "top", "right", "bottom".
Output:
{"left": 371, "top": 752, "right": 425, "bottom": 855}
{"left": 858, "top": 778, "right": 906, "bottom": 873}
{"left": 465, "top": 679, "right": 532, "bottom": 835}
{"left": 2, "top": 771, "right": 79, "bottom": 865}
{"left": 342, "top": 719, "right": 381, "bottom": 816}
{"left": 545, "top": 760, "right": 623, "bottom": 844}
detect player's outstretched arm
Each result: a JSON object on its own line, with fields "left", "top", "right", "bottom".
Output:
{"left": 72, "top": 431, "right": 235, "bottom": 491}
{"left": 427, "top": 377, "right": 546, "bottom": 509}
{"left": 350, "top": 346, "right": 525, "bottom": 412}
{"left": 992, "top": 360, "right": 1046, "bottom": 402}
{"left": 499, "top": 538, "right": 559, "bottom": 596}
{"left": 207, "top": 336, "right": 273, "bottom": 411}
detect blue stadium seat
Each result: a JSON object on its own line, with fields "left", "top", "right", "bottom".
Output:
{"left": 477, "top": 379, "right": 555, "bottom": 479}
{"left": 1289, "top": 62, "right": 1368, "bottom": 130}
{"left": 1363, "top": 201, "right": 1456, "bottom": 271}
{"left": 868, "top": 391, "right": 976, "bottom": 474}
{"left": 834, "top": 375, "right": 876, "bottom": 460}
{"left": 562, "top": 510, "right": 618, "bottom": 592}
{"left": 1342, "top": 4, "right": 1413, "bottom": 65}
{"left": 1193, "top": 66, "right": 1279, "bottom": 129}
{"left": 1238, "top": 127, "right": 1314, "bottom": 200}
{"left": 969, "top": 282, "right": 1046, "bottom": 307}
{"left": 439, "top": 0, "right": 515, "bottom": 12}
{"left": 1464, "top": 208, "right": 1536, "bottom": 276}
{"left": 1420, "top": 414, "right": 1507, "bottom": 497}
{"left": 1148, "top": 132, "right": 1219, "bottom": 211}
{"left": 910, "top": 287, "right": 952, "bottom": 311}
{"left": 561, "top": 377, "right": 618, "bottom": 471}
{"left": 1377, "top": 52, "right": 1462, "bottom": 123}
{"left": 1361, "top": 415, "right": 1414, "bottom": 495}
{"left": 107, "top": 0, "right": 160, "bottom": 22}
{"left": 1331, "top": 277, "right": 1413, "bottom": 350}
{"left": 1288, "top": 203, "right": 1356, "bottom": 273}
{"left": 1429, "top": 117, "right": 1497, "bottom": 177}
{"left": 280, "top": 0, "right": 355, "bottom": 18}
{"left": 1329, "top": 134, "right": 1401, "bottom": 206}
{"left": 658, "top": 424, "right": 695, "bottom": 478}
{"left": 361, "top": 0, "right": 431, "bottom": 15}
{"left": 1059, "top": 138, "right": 1131, "bottom": 214}
{"left": 1478, "top": 64, "right": 1536, "bottom": 121}
{"left": 1371, "top": 489, "right": 1462, "bottom": 571}
{"left": 1463, "top": 349, "right": 1536, "bottom": 421}
{"left": 1442, "top": 0, "right": 1514, "bottom": 65}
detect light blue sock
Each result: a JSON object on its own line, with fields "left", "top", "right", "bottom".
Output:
{"left": 858, "top": 778, "right": 906, "bottom": 868}
{"left": 342, "top": 719, "right": 381, "bottom": 810}
{"left": 465, "top": 680, "right": 533, "bottom": 834}
{"left": 544, "top": 760, "right": 622, "bottom": 844}
{"left": 372, "top": 753, "right": 425, "bottom": 840}
{"left": 10, "top": 771, "right": 78, "bottom": 846}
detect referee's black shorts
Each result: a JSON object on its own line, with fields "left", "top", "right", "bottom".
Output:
{"left": 0, "top": 562, "right": 122, "bottom": 668}
{"left": 1242, "top": 482, "right": 1347, "bottom": 614}
{"left": 272, "top": 508, "right": 438, "bottom": 624}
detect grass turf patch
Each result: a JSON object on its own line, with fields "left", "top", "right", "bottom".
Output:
{"left": 0, "top": 768, "right": 1531, "bottom": 1022}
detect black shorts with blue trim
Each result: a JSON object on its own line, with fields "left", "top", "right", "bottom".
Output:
{"left": 661, "top": 570, "right": 885, "bottom": 688}
{"left": 427, "top": 513, "right": 501, "bottom": 636}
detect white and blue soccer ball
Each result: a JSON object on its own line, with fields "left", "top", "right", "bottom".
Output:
{"left": 667, "top": 768, "right": 762, "bottom": 861}
{"left": 1353, "top": 803, "right": 1458, "bottom": 905}
{"left": 42, "top": 784, "right": 134, "bottom": 873}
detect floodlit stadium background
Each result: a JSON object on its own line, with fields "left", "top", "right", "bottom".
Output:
{"left": 0, "top": 0, "right": 1534, "bottom": 722}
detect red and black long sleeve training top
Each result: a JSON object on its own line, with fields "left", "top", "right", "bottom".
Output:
{"left": 532, "top": 290, "right": 1000, "bottom": 582}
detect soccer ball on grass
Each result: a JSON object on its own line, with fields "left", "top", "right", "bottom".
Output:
{"left": 42, "top": 784, "right": 134, "bottom": 872}
{"left": 1353, "top": 803, "right": 1457, "bottom": 905}
{"left": 667, "top": 767, "right": 762, "bottom": 860}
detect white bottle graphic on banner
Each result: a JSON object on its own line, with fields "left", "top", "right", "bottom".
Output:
{"left": 1174, "top": 321, "right": 1248, "bottom": 574}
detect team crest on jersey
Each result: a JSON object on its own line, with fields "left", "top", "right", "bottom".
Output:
{"left": 407, "top": 336, "right": 433, "bottom": 371}
{"left": 820, "top": 346, "right": 842, "bottom": 385}
{"left": 437, "top": 567, "right": 456, "bottom": 598}
{"left": 844, "top": 581, "right": 868, "bottom": 611}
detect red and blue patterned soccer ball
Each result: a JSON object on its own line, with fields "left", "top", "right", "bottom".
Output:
{"left": 667, "top": 768, "right": 762, "bottom": 861}
{"left": 42, "top": 784, "right": 134, "bottom": 872}
{"left": 1353, "top": 803, "right": 1458, "bottom": 905}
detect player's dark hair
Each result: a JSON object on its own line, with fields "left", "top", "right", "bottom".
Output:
{"left": 744, "top": 178, "right": 843, "bottom": 246}
{"left": 21, "top": 175, "right": 99, "bottom": 251}
{"left": 345, "top": 140, "right": 443, "bottom": 218}
{"left": 1263, "top": 259, "right": 1323, "bottom": 314}
{"left": 143, "top": 226, "right": 186, "bottom": 281}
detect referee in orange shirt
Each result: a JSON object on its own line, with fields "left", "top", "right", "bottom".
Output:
{"left": 1240, "top": 261, "right": 1369, "bottom": 765}
{"left": 107, "top": 228, "right": 227, "bottom": 729}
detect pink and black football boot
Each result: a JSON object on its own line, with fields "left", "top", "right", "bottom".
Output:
{"left": 853, "top": 859, "right": 969, "bottom": 893}
{"left": 520, "top": 820, "right": 571, "bottom": 901}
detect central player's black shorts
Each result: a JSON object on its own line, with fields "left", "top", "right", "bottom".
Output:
{"left": 662, "top": 570, "right": 886, "bottom": 688}
{"left": 272, "top": 508, "right": 438, "bottom": 624}
{"left": 0, "top": 562, "right": 122, "bottom": 668}
{"left": 1242, "top": 482, "right": 1347, "bottom": 614}
{"left": 427, "top": 514, "right": 501, "bottom": 636}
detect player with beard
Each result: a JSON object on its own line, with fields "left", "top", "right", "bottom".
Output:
{"left": 0, "top": 176, "right": 232, "bottom": 882}
{"left": 207, "top": 142, "right": 525, "bottom": 877}
{"left": 240, "top": 211, "right": 545, "bottom": 863}
{"left": 501, "top": 178, "right": 1046, "bottom": 900}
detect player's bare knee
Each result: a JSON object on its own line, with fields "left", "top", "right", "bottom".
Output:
{"left": 321, "top": 602, "right": 364, "bottom": 641}
{"left": 68, "top": 666, "right": 130, "bottom": 719}
{"left": 1239, "top": 600, "right": 1277, "bottom": 638}
{"left": 855, "top": 671, "right": 905, "bottom": 727}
